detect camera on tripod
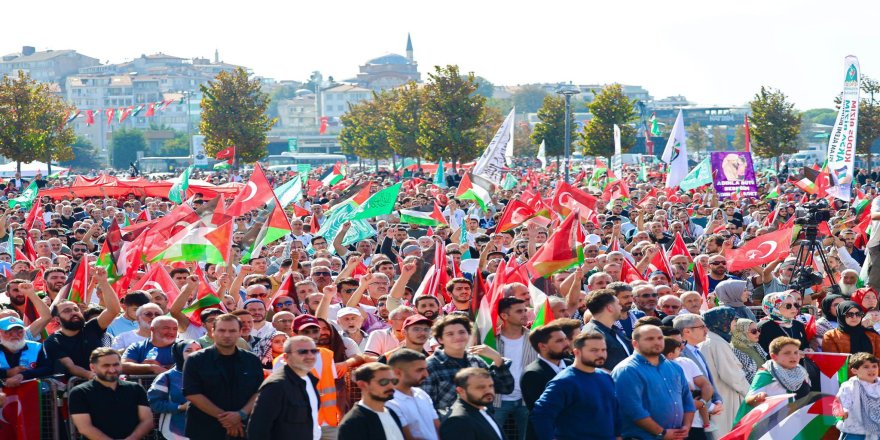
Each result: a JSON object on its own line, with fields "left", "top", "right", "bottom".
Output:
{"left": 787, "top": 199, "right": 841, "bottom": 295}
{"left": 793, "top": 199, "right": 832, "bottom": 228}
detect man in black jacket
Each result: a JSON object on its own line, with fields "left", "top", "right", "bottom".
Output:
{"left": 439, "top": 367, "right": 505, "bottom": 440}
{"left": 582, "top": 289, "right": 632, "bottom": 371}
{"left": 520, "top": 324, "right": 570, "bottom": 440}
{"left": 247, "top": 335, "right": 320, "bottom": 440}
{"left": 338, "top": 362, "right": 404, "bottom": 440}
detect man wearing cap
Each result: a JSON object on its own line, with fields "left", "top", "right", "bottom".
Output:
{"left": 377, "top": 314, "right": 432, "bottom": 364}
{"left": 0, "top": 316, "right": 52, "bottom": 386}
{"left": 290, "top": 314, "right": 344, "bottom": 438}
{"left": 108, "top": 291, "right": 151, "bottom": 337}
{"left": 336, "top": 307, "right": 368, "bottom": 351}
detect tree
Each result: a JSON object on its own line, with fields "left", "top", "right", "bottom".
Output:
{"left": 511, "top": 85, "right": 548, "bottom": 113}
{"left": 0, "top": 70, "right": 75, "bottom": 172}
{"left": 417, "top": 65, "right": 488, "bottom": 167}
{"left": 514, "top": 121, "right": 535, "bottom": 158}
{"left": 110, "top": 128, "right": 146, "bottom": 169}
{"left": 61, "top": 137, "right": 102, "bottom": 170}
{"left": 578, "top": 84, "right": 637, "bottom": 159}
{"left": 471, "top": 76, "right": 495, "bottom": 98}
{"left": 732, "top": 124, "right": 746, "bottom": 150}
{"left": 710, "top": 126, "right": 730, "bottom": 151}
{"left": 161, "top": 131, "right": 191, "bottom": 156}
{"left": 384, "top": 82, "right": 424, "bottom": 160}
{"left": 686, "top": 123, "right": 709, "bottom": 154}
{"left": 531, "top": 95, "right": 577, "bottom": 168}
{"left": 749, "top": 86, "right": 801, "bottom": 166}
{"left": 857, "top": 76, "right": 880, "bottom": 171}
{"left": 801, "top": 108, "right": 838, "bottom": 126}
{"left": 339, "top": 92, "right": 394, "bottom": 167}
{"left": 486, "top": 97, "right": 513, "bottom": 115}
{"left": 199, "top": 67, "right": 276, "bottom": 164}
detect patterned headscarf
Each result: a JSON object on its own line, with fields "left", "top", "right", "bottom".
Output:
{"left": 702, "top": 306, "right": 737, "bottom": 342}
{"left": 762, "top": 291, "right": 796, "bottom": 327}
{"left": 730, "top": 318, "right": 767, "bottom": 367}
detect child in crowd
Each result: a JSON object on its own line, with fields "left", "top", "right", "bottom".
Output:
{"left": 835, "top": 352, "right": 880, "bottom": 440}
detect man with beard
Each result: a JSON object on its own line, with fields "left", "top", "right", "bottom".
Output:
{"left": 121, "top": 316, "right": 179, "bottom": 374}
{"left": 414, "top": 296, "right": 441, "bottom": 321}
{"left": 338, "top": 363, "right": 405, "bottom": 440}
{"left": 706, "top": 254, "right": 742, "bottom": 294}
{"left": 838, "top": 269, "right": 860, "bottom": 296}
{"left": 244, "top": 296, "right": 275, "bottom": 340}
{"left": 439, "top": 368, "right": 504, "bottom": 440}
{"left": 377, "top": 314, "right": 432, "bottom": 363}
{"left": 69, "top": 348, "right": 153, "bottom": 440}
{"left": 43, "top": 267, "right": 120, "bottom": 379}
{"left": 336, "top": 307, "right": 368, "bottom": 351}
{"left": 583, "top": 289, "right": 632, "bottom": 371}
{"left": 42, "top": 267, "right": 68, "bottom": 302}
{"left": 612, "top": 325, "right": 695, "bottom": 440}
{"left": 608, "top": 282, "right": 644, "bottom": 339}
{"left": 520, "top": 324, "right": 570, "bottom": 440}
{"left": 531, "top": 332, "right": 621, "bottom": 440}
{"left": 386, "top": 349, "right": 440, "bottom": 440}
{"left": 0, "top": 316, "right": 52, "bottom": 386}
{"left": 442, "top": 278, "right": 474, "bottom": 317}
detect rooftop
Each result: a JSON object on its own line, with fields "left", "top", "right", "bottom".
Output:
{"left": 365, "top": 53, "right": 411, "bottom": 66}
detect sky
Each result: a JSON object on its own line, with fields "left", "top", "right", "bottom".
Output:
{"left": 3, "top": 0, "right": 876, "bottom": 110}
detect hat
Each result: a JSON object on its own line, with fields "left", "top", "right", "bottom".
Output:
{"left": 337, "top": 307, "right": 361, "bottom": 319}
{"left": 0, "top": 316, "right": 25, "bottom": 331}
{"left": 402, "top": 314, "right": 433, "bottom": 329}
{"left": 602, "top": 221, "right": 614, "bottom": 228}
{"left": 292, "top": 314, "right": 320, "bottom": 332}
{"left": 242, "top": 298, "right": 266, "bottom": 309}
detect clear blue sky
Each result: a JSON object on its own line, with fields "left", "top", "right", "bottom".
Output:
{"left": 3, "top": 0, "right": 875, "bottom": 109}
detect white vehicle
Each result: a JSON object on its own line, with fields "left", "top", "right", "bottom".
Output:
{"left": 265, "top": 153, "right": 346, "bottom": 170}
{"left": 789, "top": 150, "right": 824, "bottom": 169}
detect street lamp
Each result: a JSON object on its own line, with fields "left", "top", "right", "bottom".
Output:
{"left": 556, "top": 82, "right": 580, "bottom": 183}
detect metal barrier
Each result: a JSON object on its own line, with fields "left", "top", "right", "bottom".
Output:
{"left": 41, "top": 379, "right": 62, "bottom": 440}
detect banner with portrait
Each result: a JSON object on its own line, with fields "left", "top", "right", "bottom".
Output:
{"left": 710, "top": 152, "right": 758, "bottom": 198}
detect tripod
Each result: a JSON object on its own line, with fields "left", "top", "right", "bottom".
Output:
{"left": 787, "top": 224, "right": 841, "bottom": 296}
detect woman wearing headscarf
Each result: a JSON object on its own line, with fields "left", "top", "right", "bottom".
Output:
{"left": 147, "top": 339, "right": 202, "bottom": 440}
{"left": 813, "top": 293, "right": 844, "bottom": 351}
{"left": 715, "top": 279, "right": 756, "bottom": 321}
{"left": 822, "top": 300, "right": 880, "bottom": 356}
{"left": 734, "top": 337, "right": 812, "bottom": 426}
{"left": 757, "top": 291, "right": 809, "bottom": 353}
{"left": 699, "top": 306, "right": 750, "bottom": 436}
{"left": 730, "top": 318, "right": 768, "bottom": 383}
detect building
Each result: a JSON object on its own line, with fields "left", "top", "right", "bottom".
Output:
{"left": 354, "top": 34, "right": 420, "bottom": 91}
{"left": 321, "top": 84, "right": 373, "bottom": 119}
{"left": 276, "top": 90, "right": 319, "bottom": 136}
{"left": 0, "top": 46, "right": 99, "bottom": 91}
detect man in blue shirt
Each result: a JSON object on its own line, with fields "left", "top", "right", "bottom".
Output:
{"left": 612, "top": 325, "right": 695, "bottom": 440}
{"left": 530, "top": 331, "right": 620, "bottom": 440}
{"left": 122, "top": 316, "right": 178, "bottom": 374}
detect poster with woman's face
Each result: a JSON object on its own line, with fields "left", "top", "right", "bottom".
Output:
{"left": 710, "top": 152, "right": 758, "bottom": 198}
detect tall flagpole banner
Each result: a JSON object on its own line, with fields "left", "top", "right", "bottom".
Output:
{"left": 826, "top": 55, "right": 860, "bottom": 201}
{"left": 473, "top": 108, "right": 515, "bottom": 184}
{"left": 611, "top": 124, "right": 623, "bottom": 178}
{"left": 537, "top": 140, "right": 547, "bottom": 169}
{"left": 662, "top": 110, "right": 689, "bottom": 188}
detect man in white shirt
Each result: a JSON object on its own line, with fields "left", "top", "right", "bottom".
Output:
{"left": 492, "top": 297, "right": 537, "bottom": 440}
{"left": 386, "top": 349, "right": 440, "bottom": 440}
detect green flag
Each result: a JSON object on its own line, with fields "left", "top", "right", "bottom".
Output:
{"left": 434, "top": 158, "right": 447, "bottom": 188}
{"left": 213, "top": 161, "right": 230, "bottom": 171}
{"left": 501, "top": 173, "right": 518, "bottom": 191}
{"left": 638, "top": 163, "right": 648, "bottom": 182}
{"left": 169, "top": 166, "right": 192, "bottom": 204}
{"left": 350, "top": 183, "right": 402, "bottom": 220}
{"left": 274, "top": 177, "right": 303, "bottom": 207}
{"left": 8, "top": 180, "right": 39, "bottom": 209}
{"left": 679, "top": 157, "right": 713, "bottom": 191}
{"left": 307, "top": 203, "right": 375, "bottom": 255}
{"left": 297, "top": 164, "right": 312, "bottom": 183}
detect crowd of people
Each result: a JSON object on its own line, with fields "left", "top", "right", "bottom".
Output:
{"left": 0, "top": 160, "right": 880, "bottom": 440}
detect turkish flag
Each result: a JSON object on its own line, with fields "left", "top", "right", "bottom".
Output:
{"left": 724, "top": 227, "right": 793, "bottom": 272}
{"left": 215, "top": 146, "right": 235, "bottom": 161}
{"left": 551, "top": 181, "right": 597, "bottom": 220}
{"left": 0, "top": 380, "right": 41, "bottom": 440}
{"left": 132, "top": 263, "right": 181, "bottom": 305}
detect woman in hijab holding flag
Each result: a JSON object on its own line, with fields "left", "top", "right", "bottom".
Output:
{"left": 714, "top": 279, "right": 756, "bottom": 321}
{"left": 823, "top": 300, "right": 880, "bottom": 357}
{"left": 730, "top": 318, "right": 768, "bottom": 383}
{"left": 699, "top": 306, "right": 750, "bottom": 436}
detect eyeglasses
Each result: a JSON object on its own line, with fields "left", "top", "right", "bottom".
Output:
{"left": 248, "top": 293, "right": 268, "bottom": 298}
{"left": 748, "top": 328, "right": 761, "bottom": 335}
{"left": 688, "top": 324, "right": 707, "bottom": 330}
{"left": 274, "top": 301, "right": 294, "bottom": 308}
{"left": 709, "top": 261, "right": 727, "bottom": 266}
{"left": 844, "top": 312, "right": 865, "bottom": 319}
{"left": 376, "top": 378, "right": 400, "bottom": 386}
{"left": 292, "top": 348, "right": 319, "bottom": 355}
{"left": 312, "top": 272, "right": 332, "bottom": 277}
{"left": 140, "top": 312, "right": 161, "bottom": 318}
{"left": 632, "top": 252, "right": 643, "bottom": 257}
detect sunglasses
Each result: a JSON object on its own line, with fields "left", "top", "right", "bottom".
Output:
{"left": 709, "top": 261, "right": 727, "bottom": 266}
{"left": 748, "top": 328, "right": 761, "bottom": 335}
{"left": 293, "top": 348, "right": 320, "bottom": 355}
{"left": 274, "top": 301, "right": 294, "bottom": 308}
{"left": 248, "top": 293, "right": 269, "bottom": 298}
{"left": 140, "top": 312, "right": 161, "bottom": 318}
{"left": 844, "top": 312, "right": 865, "bottom": 319}
{"left": 781, "top": 303, "right": 798, "bottom": 310}
{"left": 640, "top": 293, "right": 659, "bottom": 298}
{"left": 376, "top": 378, "right": 400, "bottom": 386}
{"left": 313, "top": 272, "right": 332, "bottom": 277}
{"left": 632, "top": 252, "right": 643, "bottom": 257}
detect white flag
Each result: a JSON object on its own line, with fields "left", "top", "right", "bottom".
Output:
{"left": 661, "top": 110, "right": 688, "bottom": 188}
{"left": 612, "top": 124, "right": 623, "bottom": 178}
{"left": 826, "top": 55, "right": 860, "bottom": 201}
{"left": 537, "top": 140, "right": 547, "bottom": 168}
{"left": 473, "top": 109, "right": 515, "bottom": 184}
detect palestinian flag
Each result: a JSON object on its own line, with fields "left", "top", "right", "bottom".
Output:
{"left": 495, "top": 199, "right": 549, "bottom": 233}
{"left": 601, "top": 178, "right": 630, "bottom": 202}
{"left": 804, "top": 352, "right": 848, "bottom": 396}
{"left": 528, "top": 282, "right": 554, "bottom": 329}
{"left": 213, "top": 161, "right": 231, "bottom": 171}
{"left": 131, "top": 105, "right": 145, "bottom": 118}
{"left": 399, "top": 202, "right": 447, "bottom": 227}
{"left": 66, "top": 258, "right": 89, "bottom": 303}
{"left": 181, "top": 294, "right": 222, "bottom": 326}
{"left": 475, "top": 260, "right": 506, "bottom": 354}
{"left": 95, "top": 220, "right": 124, "bottom": 284}
{"left": 737, "top": 393, "right": 838, "bottom": 440}
{"left": 150, "top": 219, "right": 231, "bottom": 264}
{"left": 723, "top": 393, "right": 794, "bottom": 440}
{"left": 456, "top": 172, "right": 494, "bottom": 211}
{"left": 240, "top": 197, "right": 292, "bottom": 262}
{"left": 524, "top": 212, "right": 584, "bottom": 279}
{"left": 321, "top": 163, "right": 345, "bottom": 187}
{"left": 66, "top": 110, "right": 81, "bottom": 124}
{"left": 765, "top": 184, "right": 782, "bottom": 199}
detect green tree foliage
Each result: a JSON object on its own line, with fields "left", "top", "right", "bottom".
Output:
{"left": 511, "top": 85, "right": 548, "bottom": 113}
{"left": 339, "top": 91, "right": 394, "bottom": 166}
{"left": 710, "top": 126, "right": 730, "bottom": 151}
{"left": 199, "top": 67, "right": 276, "bottom": 164}
{"left": 61, "top": 137, "right": 102, "bottom": 170}
{"left": 486, "top": 97, "right": 513, "bottom": 115}
{"left": 472, "top": 76, "right": 495, "bottom": 98}
{"left": 686, "top": 123, "right": 709, "bottom": 154}
{"left": 417, "top": 65, "right": 488, "bottom": 166}
{"left": 384, "top": 82, "right": 424, "bottom": 159}
{"left": 531, "top": 95, "right": 577, "bottom": 166}
{"left": 161, "top": 131, "right": 191, "bottom": 156}
{"left": 749, "top": 86, "right": 801, "bottom": 160}
{"left": 110, "top": 128, "right": 146, "bottom": 169}
{"left": 0, "top": 70, "right": 75, "bottom": 171}
{"left": 856, "top": 76, "right": 880, "bottom": 170}
{"left": 514, "top": 121, "right": 534, "bottom": 158}
{"left": 732, "top": 124, "right": 746, "bottom": 150}
{"left": 801, "top": 108, "right": 838, "bottom": 126}
{"left": 578, "top": 84, "right": 637, "bottom": 159}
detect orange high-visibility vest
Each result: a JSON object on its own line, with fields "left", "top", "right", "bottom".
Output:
{"left": 313, "top": 347, "right": 341, "bottom": 427}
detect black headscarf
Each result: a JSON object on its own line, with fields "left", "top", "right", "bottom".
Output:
{"left": 821, "top": 294, "right": 844, "bottom": 320}
{"left": 172, "top": 339, "right": 195, "bottom": 372}
{"left": 836, "top": 301, "right": 874, "bottom": 355}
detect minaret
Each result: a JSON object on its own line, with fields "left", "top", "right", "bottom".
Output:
{"left": 406, "top": 33, "right": 413, "bottom": 63}
{"left": 214, "top": 49, "right": 219, "bottom": 63}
